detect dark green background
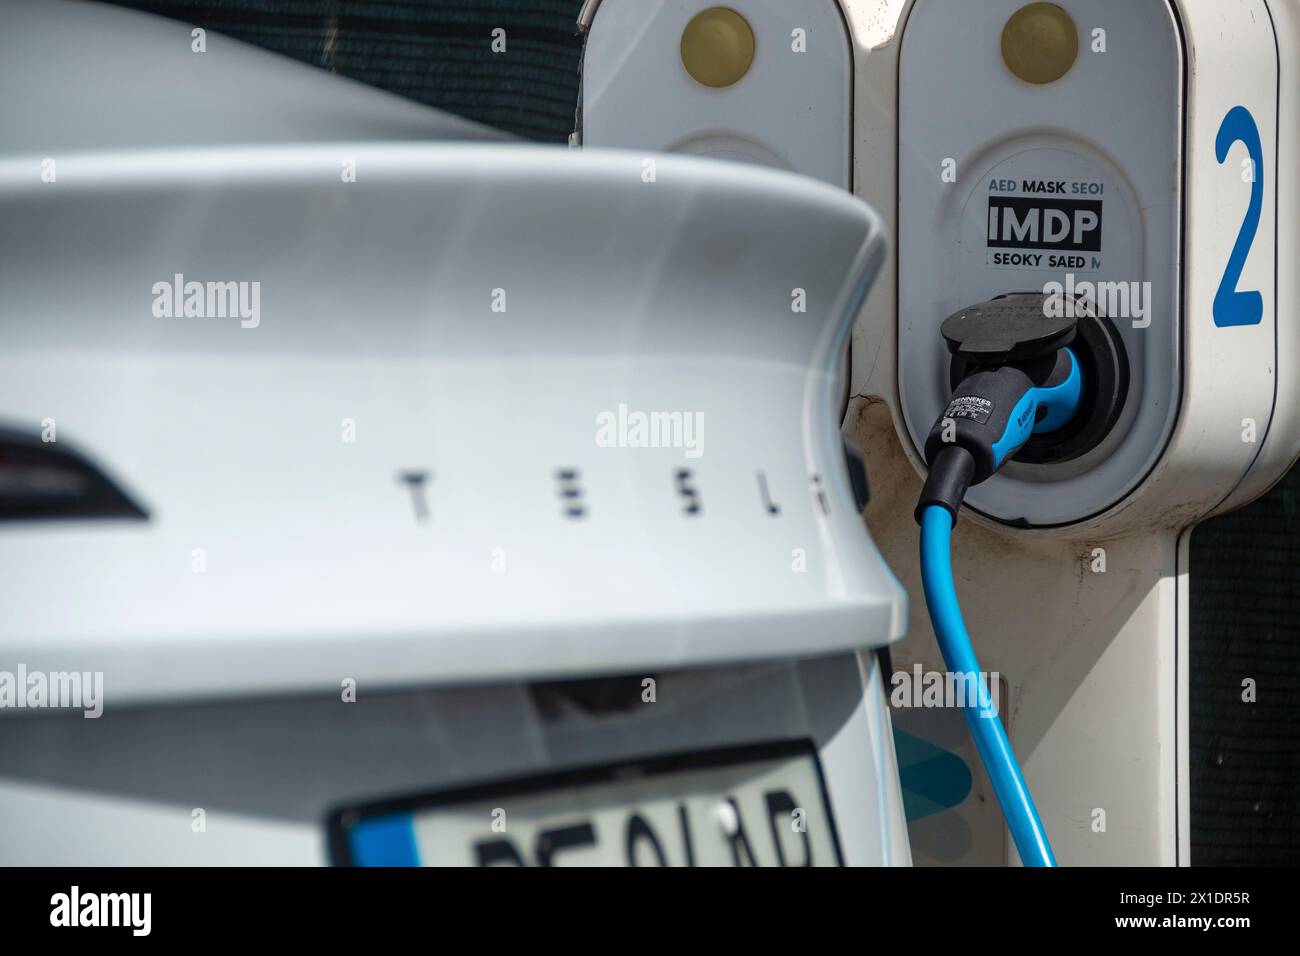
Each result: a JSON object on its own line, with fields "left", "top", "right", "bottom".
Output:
{"left": 1189, "top": 469, "right": 1300, "bottom": 864}
{"left": 111, "top": 0, "right": 586, "bottom": 140}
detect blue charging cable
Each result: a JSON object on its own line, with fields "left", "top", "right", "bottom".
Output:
{"left": 919, "top": 505, "right": 1057, "bottom": 866}
{"left": 913, "top": 341, "right": 1081, "bottom": 866}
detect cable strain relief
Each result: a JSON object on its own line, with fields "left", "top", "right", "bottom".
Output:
{"left": 914, "top": 445, "right": 975, "bottom": 526}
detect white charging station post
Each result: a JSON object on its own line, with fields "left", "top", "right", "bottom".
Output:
{"left": 579, "top": 0, "right": 1299, "bottom": 864}
{"left": 863, "top": 0, "right": 1297, "bottom": 866}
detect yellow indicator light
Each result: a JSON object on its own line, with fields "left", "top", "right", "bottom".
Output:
{"left": 1001, "top": 2, "right": 1078, "bottom": 85}
{"left": 680, "top": 7, "right": 755, "bottom": 89}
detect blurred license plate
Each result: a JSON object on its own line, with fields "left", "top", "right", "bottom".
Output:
{"left": 330, "top": 743, "right": 841, "bottom": 866}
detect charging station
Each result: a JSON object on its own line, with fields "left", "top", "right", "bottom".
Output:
{"left": 579, "top": 0, "right": 1300, "bottom": 864}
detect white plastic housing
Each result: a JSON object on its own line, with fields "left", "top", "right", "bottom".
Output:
{"left": 578, "top": 0, "right": 853, "bottom": 187}
{"left": 898, "top": 0, "right": 1184, "bottom": 525}
{"left": 887, "top": 0, "right": 1291, "bottom": 532}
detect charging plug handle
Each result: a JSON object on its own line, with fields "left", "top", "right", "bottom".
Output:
{"left": 914, "top": 294, "right": 1085, "bottom": 523}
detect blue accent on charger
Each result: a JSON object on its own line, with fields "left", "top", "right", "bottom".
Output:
{"left": 348, "top": 814, "right": 420, "bottom": 866}
{"left": 919, "top": 505, "right": 1057, "bottom": 867}
{"left": 991, "top": 348, "right": 1083, "bottom": 468}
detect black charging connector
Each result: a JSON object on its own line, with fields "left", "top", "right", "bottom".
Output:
{"left": 946, "top": 292, "right": 1130, "bottom": 466}
{"left": 914, "top": 292, "right": 1092, "bottom": 525}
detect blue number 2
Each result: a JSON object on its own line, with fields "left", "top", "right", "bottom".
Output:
{"left": 1213, "top": 106, "right": 1264, "bottom": 327}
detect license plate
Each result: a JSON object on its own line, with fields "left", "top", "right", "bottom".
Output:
{"left": 329, "top": 742, "right": 842, "bottom": 866}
